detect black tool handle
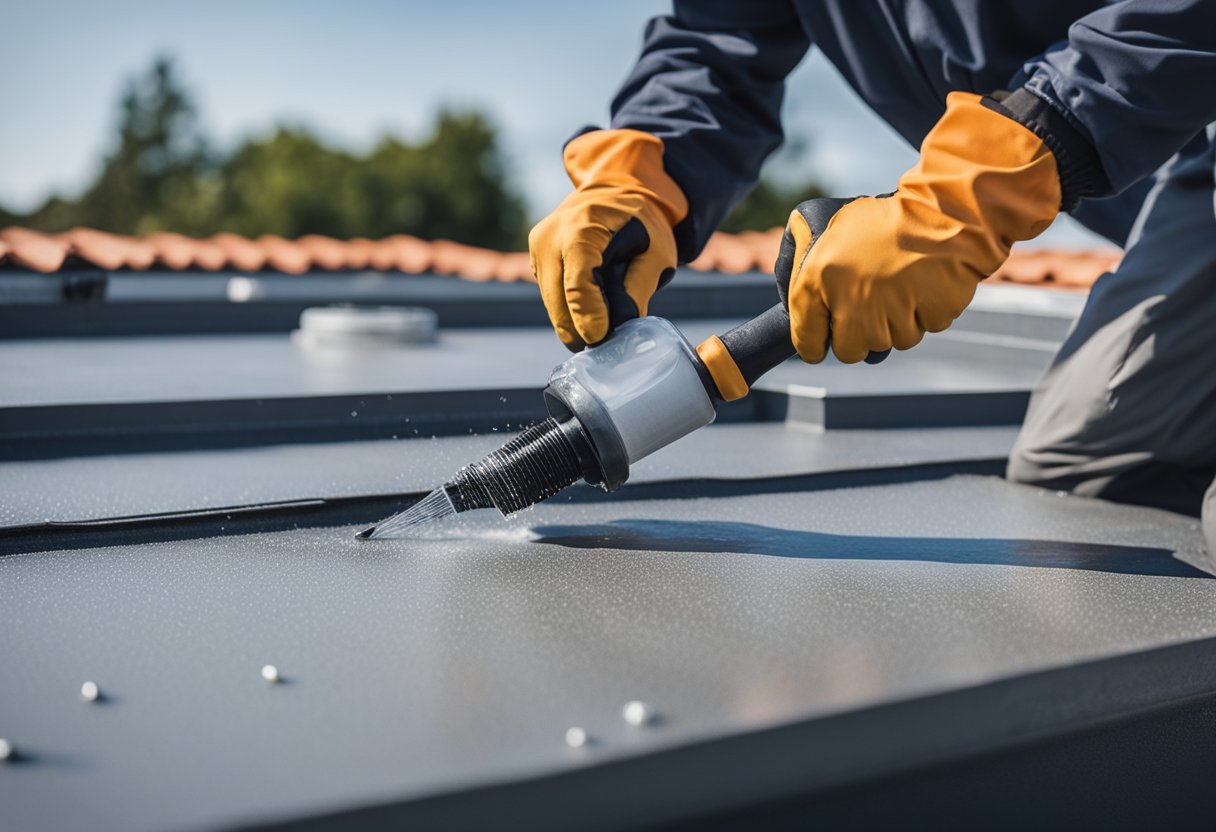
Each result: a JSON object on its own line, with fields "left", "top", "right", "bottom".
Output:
{"left": 717, "top": 303, "right": 797, "bottom": 388}
{"left": 718, "top": 301, "right": 891, "bottom": 387}
{"left": 718, "top": 196, "right": 889, "bottom": 387}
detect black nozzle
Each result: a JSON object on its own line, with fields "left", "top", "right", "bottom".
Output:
{"left": 444, "top": 418, "right": 593, "bottom": 516}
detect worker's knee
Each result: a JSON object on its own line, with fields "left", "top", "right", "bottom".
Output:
{"left": 1004, "top": 428, "right": 1111, "bottom": 496}
{"left": 1005, "top": 450, "right": 1039, "bottom": 487}
{"left": 1009, "top": 425, "right": 1215, "bottom": 518}
{"left": 1005, "top": 432, "right": 1061, "bottom": 489}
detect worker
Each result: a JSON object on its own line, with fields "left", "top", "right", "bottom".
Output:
{"left": 529, "top": 2, "right": 1216, "bottom": 564}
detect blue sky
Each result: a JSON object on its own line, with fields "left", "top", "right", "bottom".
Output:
{"left": 0, "top": 0, "right": 1099, "bottom": 245}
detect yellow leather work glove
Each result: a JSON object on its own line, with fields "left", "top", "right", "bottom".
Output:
{"left": 529, "top": 129, "right": 689, "bottom": 350}
{"left": 781, "top": 92, "right": 1062, "bottom": 364}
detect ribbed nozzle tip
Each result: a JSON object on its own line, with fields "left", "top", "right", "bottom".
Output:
{"left": 355, "top": 418, "right": 592, "bottom": 540}
{"left": 356, "top": 487, "right": 458, "bottom": 540}
{"left": 446, "top": 417, "right": 588, "bottom": 516}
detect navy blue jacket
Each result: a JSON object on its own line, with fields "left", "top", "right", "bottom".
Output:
{"left": 605, "top": 1, "right": 1216, "bottom": 258}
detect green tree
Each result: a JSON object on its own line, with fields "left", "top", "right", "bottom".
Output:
{"left": 718, "top": 178, "right": 828, "bottom": 234}
{"left": 80, "top": 56, "right": 209, "bottom": 234}
{"left": 3, "top": 57, "right": 530, "bottom": 250}
{"left": 211, "top": 128, "right": 362, "bottom": 239}
{"left": 212, "top": 112, "right": 528, "bottom": 248}
{"left": 358, "top": 111, "right": 527, "bottom": 249}
{"left": 6, "top": 57, "right": 210, "bottom": 235}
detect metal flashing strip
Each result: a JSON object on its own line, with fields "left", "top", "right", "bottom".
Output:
{"left": 0, "top": 269, "right": 779, "bottom": 338}
{"left": 0, "top": 270, "right": 108, "bottom": 304}
{"left": 0, "top": 388, "right": 547, "bottom": 460}
{"left": 775, "top": 387, "right": 1033, "bottom": 429}
{"left": 0, "top": 384, "right": 1031, "bottom": 460}
{"left": 0, "top": 325, "right": 1054, "bottom": 459}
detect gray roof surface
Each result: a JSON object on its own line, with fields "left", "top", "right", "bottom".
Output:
{"left": 5, "top": 284, "right": 1214, "bottom": 830}
{"left": 0, "top": 319, "right": 1053, "bottom": 462}
{"left": 0, "top": 325, "right": 1049, "bottom": 409}
{"left": 1, "top": 477, "right": 1212, "bottom": 832}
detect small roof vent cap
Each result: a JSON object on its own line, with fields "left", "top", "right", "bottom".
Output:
{"left": 292, "top": 304, "right": 438, "bottom": 349}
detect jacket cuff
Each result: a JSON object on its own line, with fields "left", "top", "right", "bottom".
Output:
{"left": 984, "top": 87, "right": 1111, "bottom": 211}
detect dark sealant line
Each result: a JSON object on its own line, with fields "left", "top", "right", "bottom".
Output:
{"left": 0, "top": 458, "right": 1006, "bottom": 557}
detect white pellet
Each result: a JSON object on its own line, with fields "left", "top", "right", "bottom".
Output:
{"left": 622, "top": 700, "right": 653, "bottom": 727}
{"left": 261, "top": 664, "right": 280, "bottom": 683}
{"left": 0, "top": 738, "right": 12, "bottom": 761}
{"left": 564, "top": 727, "right": 588, "bottom": 748}
{"left": 80, "top": 681, "right": 100, "bottom": 703}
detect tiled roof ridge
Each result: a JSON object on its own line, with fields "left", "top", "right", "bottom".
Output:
{"left": 0, "top": 225, "right": 1121, "bottom": 290}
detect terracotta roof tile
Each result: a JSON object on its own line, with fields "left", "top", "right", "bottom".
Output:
{"left": 988, "top": 248, "right": 1121, "bottom": 289}
{"left": 145, "top": 232, "right": 194, "bottom": 271}
{"left": 687, "top": 227, "right": 1117, "bottom": 292}
{"left": 430, "top": 240, "right": 502, "bottom": 281}
{"left": 344, "top": 237, "right": 376, "bottom": 271}
{"left": 1, "top": 227, "right": 70, "bottom": 273}
{"left": 1052, "top": 250, "right": 1121, "bottom": 287}
{"left": 297, "top": 235, "right": 352, "bottom": 271}
{"left": 61, "top": 227, "right": 155, "bottom": 271}
{"left": 739, "top": 228, "right": 785, "bottom": 269}
{"left": 368, "top": 234, "right": 431, "bottom": 273}
{"left": 498, "top": 251, "right": 535, "bottom": 283}
{"left": 143, "top": 232, "right": 217, "bottom": 271}
{"left": 689, "top": 228, "right": 783, "bottom": 274}
{"left": 0, "top": 224, "right": 1119, "bottom": 291}
{"left": 209, "top": 233, "right": 268, "bottom": 272}
{"left": 690, "top": 231, "right": 769, "bottom": 274}
{"left": 256, "top": 235, "right": 311, "bottom": 275}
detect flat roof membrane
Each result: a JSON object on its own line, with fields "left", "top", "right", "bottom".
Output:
{"left": 7, "top": 289, "right": 1212, "bottom": 829}
{"left": 0, "top": 324, "right": 1050, "bottom": 409}
{"left": 1, "top": 476, "right": 1213, "bottom": 831}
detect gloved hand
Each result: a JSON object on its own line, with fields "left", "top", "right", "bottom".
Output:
{"left": 530, "top": 129, "right": 688, "bottom": 351}
{"left": 779, "top": 92, "right": 1062, "bottom": 364}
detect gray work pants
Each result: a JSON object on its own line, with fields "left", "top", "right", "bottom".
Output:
{"left": 1007, "top": 138, "right": 1216, "bottom": 563}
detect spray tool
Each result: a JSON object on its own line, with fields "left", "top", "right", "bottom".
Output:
{"left": 357, "top": 199, "right": 879, "bottom": 539}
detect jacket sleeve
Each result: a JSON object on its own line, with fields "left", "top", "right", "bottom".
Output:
{"left": 1006, "top": 0, "right": 1216, "bottom": 204}
{"left": 606, "top": 0, "right": 811, "bottom": 261}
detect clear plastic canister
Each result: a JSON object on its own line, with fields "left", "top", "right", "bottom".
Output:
{"left": 547, "top": 317, "right": 717, "bottom": 465}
